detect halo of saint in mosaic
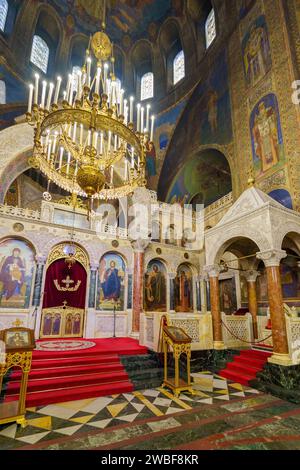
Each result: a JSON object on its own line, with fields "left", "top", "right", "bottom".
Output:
{"left": 36, "top": 340, "right": 96, "bottom": 351}
{"left": 0, "top": 238, "right": 35, "bottom": 308}
{"left": 97, "top": 253, "right": 125, "bottom": 311}
{"left": 144, "top": 260, "right": 167, "bottom": 312}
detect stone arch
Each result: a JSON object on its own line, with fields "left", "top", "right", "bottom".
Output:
{"left": 0, "top": 123, "right": 34, "bottom": 202}
{"left": 99, "top": 250, "right": 128, "bottom": 269}
{"left": 0, "top": 234, "right": 37, "bottom": 256}
{"left": 144, "top": 255, "right": 169, "bottom": 273}
{"left": 276, "top": 224, "right": 300, "bottom": 253}
{"left": 41, "top": 236, "right": 91, "bottom": 268}
{"left": 206, "top": 230, "right": 271, "bottom": 266}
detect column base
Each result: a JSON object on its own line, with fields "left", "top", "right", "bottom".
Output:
{"left": 268, "top": 352, "right": 293, "bottom": 366}
{"left": 213, "top": 341, "right": 226, "bottom": 350}
{"left": 129, "top": 332, "right": 140, "bottom": 340}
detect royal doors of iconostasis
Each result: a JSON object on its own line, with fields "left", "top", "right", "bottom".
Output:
{"left": 40, "top": 244, "right": 89, "bottom": 339}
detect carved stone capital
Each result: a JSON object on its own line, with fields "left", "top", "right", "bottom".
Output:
{"left": 168, "top": 272, "right": 177, "bottom": 280}
{"left": 203, "top": 264, "right": 221, "bottom": 278}
{"left": 90, "top": 263, "right": 99, "bottom": 272}
{"left": 256, "top": 250, "right": 287, "bottom": 267}
{"left": 35, "top": 254, "right": 47, "bottom": 265}
{"left": 244, "top": 270, "right": 260, "bottom": 283}
{"left": 131, "top": 238, "right": 150, "bottom": 253}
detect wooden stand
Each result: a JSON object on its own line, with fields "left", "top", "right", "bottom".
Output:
{"left": 0, "top": 326, "right": 35, "bottom": 428}
{"left": 0, "top": 351, "right": 33, "bottom": 428}
{"left": 162, "top": 325, "right": 194, "bottom": 397}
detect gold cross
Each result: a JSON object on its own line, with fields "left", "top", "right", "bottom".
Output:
{"left": 62, "top": 276, "right": 74, "bottom": 289}
{"left": 13, "top": 319, "right": 23, "bottom": 327}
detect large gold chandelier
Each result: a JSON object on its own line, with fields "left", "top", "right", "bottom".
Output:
{"left": 26, "top": 17, "right": 155, "bottom": 203}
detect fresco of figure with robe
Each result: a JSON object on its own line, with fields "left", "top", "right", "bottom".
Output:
{"left": 250, "top": 94, "right": 284, "bottom": 176}
{"left": 175, "top": 265, "right": 193, "bottom": 312}
{"left": 0, "top": 239, "right": 35, "bottom": 308}
{"left": 242, "top": 16, "right": 272, "bottom": 87}
{"left": 97, "top": 253, "right": 125, "bottom": 311}
{"left": 144, "top": 260, "right": 167, "bottom": 312}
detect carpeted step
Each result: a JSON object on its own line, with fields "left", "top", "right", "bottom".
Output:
{"left": 219, "top": 369, "right": 254, "bottom": 386}
{"left": 10, "top": 362, "right": 125, "bottom": 381}
{"left": 233, "top": 357, "right": 264, "bottom": 370}
{"left": 6, "top": 381, "right": 134, "bottom": 407}
{"left": 224, "top": 361, "right": 261, "bottom": 376}
{"left": 6, "top": 371, "right": 129, "bottom": 394}
{"left": 239, "top": 350, "right": 272, "bottom": 360}
{"left": 234, "top": 355, "right": 267, "bottom": 368}
{"left": 30, "top": 354, "right": 120, "bottom": 369}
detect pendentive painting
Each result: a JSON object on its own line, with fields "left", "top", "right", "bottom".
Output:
{"left": 242, "top": 15, "right": 272, "bottom": 88}
{"left": 0, "top": 238, "right": 35, "bottom": 308}
{"left": 97, "top": 253, "right": 125, "bottom": 311}
{"left": 144, "top": 260, "right": 167, "bottom": 312}
{"left": 250, "top": 93, "right": 284, "bottom": 177}
{"left": 175, "top": 265, "right": 193, "bottom": 312}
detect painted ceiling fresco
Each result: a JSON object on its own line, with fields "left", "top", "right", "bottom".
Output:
{"left": 49, "top": 0, "right": 183, "bottom": 46}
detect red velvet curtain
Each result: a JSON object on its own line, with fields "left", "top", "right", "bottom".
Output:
{"left": 43, "top": 259, "right": 87, "bottom": 309}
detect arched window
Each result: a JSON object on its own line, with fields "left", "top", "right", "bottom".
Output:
{"left": 0, "top": 0, "right": 8, "bottom": 32}
{"left": 141, "top": 72, "right": 154, "bottom": 101}
{"left": 30, "top": 35, "right": 50, "bottom": 73}
{"left": 0, "top": 80, "right": 6, "bottom": 104}
{"left": 173, "top": 50, "right": 185, "bottom": 85}
{"left": 205, "top": 9, "right": 216, "bottom": 49}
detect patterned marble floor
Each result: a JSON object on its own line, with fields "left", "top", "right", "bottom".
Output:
{"left": 1, "top": 372, "right": 300, "bottom": 450}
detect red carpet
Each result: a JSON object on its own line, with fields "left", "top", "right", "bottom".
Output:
{"left": 219, "top": 349, "right": 272, "bottom": 386}
{"left": 5, "top": 338, "right": 148, "bottom": 407}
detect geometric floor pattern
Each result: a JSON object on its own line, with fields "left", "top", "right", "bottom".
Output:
{"left": 1, "top": 372, "right": 300, "bottom": 450}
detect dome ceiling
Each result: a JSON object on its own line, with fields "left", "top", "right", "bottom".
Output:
{"left": 49, "top": 0, "right": 184, "bottom": 48}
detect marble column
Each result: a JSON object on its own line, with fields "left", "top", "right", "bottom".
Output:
{"left": 257, "top": 250, "right": 292, "bottom": 366}
{"left": 127, "top": 272, "right": 133, "bottom": 310}
{"left": 200, "top": 277, "right": 208, "bottom": 313}
{"left": 168, "top": 273, "right": 176, "bottom": 312}
{"left": 204, "top": 265, "right": 224, "bottom": 349}
{"left": 32, "top": 256, "right": 46, "bottom": 307}
{"left": 88, "top": 265, "right": 98, "bottom": 309}
{"left": 131, "top": 239, "right": 150, "bottom": 333}
{"left": 245, "top": 270, "right": 260, "bottom": 339}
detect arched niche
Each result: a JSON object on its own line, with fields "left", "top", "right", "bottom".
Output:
{"left": 69, "top": 34, "right": 89, "bottom": 69}
{"left": 31, "top": 8, "right": 61, "bottom": 75}
{"left": 0, "top": 236, "right": 36, "bottom": 309}
{"left": 144, "top": 258, "right": 167, "bottom": 312}
{"left": 131, "top": 40, "right": 154, "bottom": 101}
{"left": 159, "top": 19, "right": 185, "bottom": 88}
{"left": 96, "top": 252, "right": 126, "bottom": 312}
{"left": 174, "top": 263, "right": 194, "bottom": 312}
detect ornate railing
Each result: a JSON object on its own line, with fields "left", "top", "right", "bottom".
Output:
{"left": 222, "top": 312, "right": 252, "bottom": 348}
{"left": 0, "top": 204, "right": 40, "bottom": 220}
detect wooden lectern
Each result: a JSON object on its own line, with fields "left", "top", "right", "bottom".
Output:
{"left": 162, "top": 324, "right": 194, "bottom": 397}
{"left": 0, "top": 325, "right": 35, "bottom": 428}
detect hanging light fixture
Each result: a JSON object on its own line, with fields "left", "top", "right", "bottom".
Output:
{"left": 26, "top": 0, "right": 155, "bottom": 206}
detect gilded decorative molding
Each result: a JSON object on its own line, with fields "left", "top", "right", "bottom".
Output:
{"left": 46, "top": 242, "right": 89, "bottom": 271}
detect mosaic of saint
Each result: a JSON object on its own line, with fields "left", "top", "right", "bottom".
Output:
{"left": 0, "top": 239, "right": 35, "bottom": 308}
{"left": 174, "top": 265, "right": 193, "bottom": 313}
{"left": 250, "top": 94, "right": 284, "bottom": 176}
{"left": 219, "top": 278, "right": 237, "bottom": 315}
{"left": 97, "top": 253, "right": 125, "bottom": 311}
{"left": 242, "top": 16, "right": 272, "bottom": 87}
{"left": 144, "top": 260, "right": 167, "bottom": 312}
